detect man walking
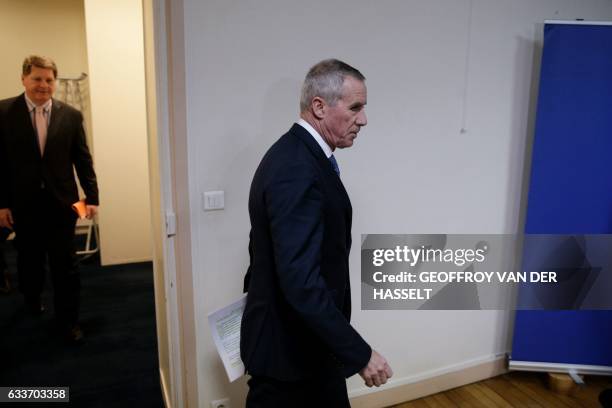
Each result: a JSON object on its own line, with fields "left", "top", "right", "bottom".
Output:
{"left": 0, "top": 55, "right": 99, "bottom": 343}
{"left": 241, "top": 59, "right": 392, "bottom": 407}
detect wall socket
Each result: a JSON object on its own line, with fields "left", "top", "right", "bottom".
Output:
{"left": 211, "top": 398, "right": 230, "bottom": 408}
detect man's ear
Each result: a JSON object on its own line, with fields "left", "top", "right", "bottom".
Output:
{"left": 311, "top": 97, "right": 326, "bottom": 120}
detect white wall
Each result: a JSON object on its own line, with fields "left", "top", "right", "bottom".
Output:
{"left": 84, "top": 0, "right": 153, "bottom": 265}
{"left": 179, "top": 0, "right": 612, "bottom": 405}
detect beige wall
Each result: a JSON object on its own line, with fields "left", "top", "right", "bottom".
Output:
{"left": 0, "top": 0, "right": 89, "bottom": 98}
{"left": 84, "top": 0, "right": 152, "bottom": 265}
{"left": 0, "top": 0, "right": 152, "bottom": 266}
{"left": 0, "top": 0, "right": 94, "bottom": 153}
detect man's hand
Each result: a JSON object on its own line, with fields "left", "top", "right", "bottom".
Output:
{"left": 359, "top": 349, "right": 393, "bottom": 387}
{"left": 85, "top": 205, "right": 98, "bottom": 220}
{"left": 0, "top": 208, "right": 14, "bottom": 230}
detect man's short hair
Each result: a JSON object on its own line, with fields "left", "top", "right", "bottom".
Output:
{"left": 300, "top": 59, "right": 365, "bottom": 112}
{"left": 22, "top": 55, "right": 58, "bottom": 79}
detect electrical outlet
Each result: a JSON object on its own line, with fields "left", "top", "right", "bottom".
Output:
{"left": 211, "top": 398, "right": 230, "bottom": 408}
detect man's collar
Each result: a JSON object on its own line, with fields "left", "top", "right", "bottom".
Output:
{"left": 297, "top": 118, "right": 333, "bottom": 158}
{"left": 24, "top": 94, "right": 52, "bottom": 112}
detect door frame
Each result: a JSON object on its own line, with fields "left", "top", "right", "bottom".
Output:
{"left": 143, "top": 0, "right": 198, "bottom": 406}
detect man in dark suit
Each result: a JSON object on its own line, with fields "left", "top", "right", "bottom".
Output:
{"left": 0, "top": 55, "right": 99, "bottom": 342}
{"left": 241, "top": 59, "right": 392, "bottom": 406}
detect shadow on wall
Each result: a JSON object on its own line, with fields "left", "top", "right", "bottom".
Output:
{"left": 224, "top": 77, "right": 302, "bottom": 204}
{"left": 510, "top": 33, "right": 543, "bottom": 235}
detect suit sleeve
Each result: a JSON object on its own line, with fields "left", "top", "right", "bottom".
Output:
{"left": 266, "top": 161, "right": 371, "bottom": 377}
{"left": 71, "top": 111, "right": 99, "bottom": 205}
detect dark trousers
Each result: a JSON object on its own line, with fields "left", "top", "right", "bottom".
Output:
{"left": 601, "top": 388, "right": 612, "bottom": 408}
{"left": 246, "top": 369, "right": 351, "bottom": 408}
{"left": 13, "top": 188, "right": 79, "bottom": 327}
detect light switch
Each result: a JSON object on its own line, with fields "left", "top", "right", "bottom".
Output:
{"left": 165, "top": 211, "right": 177, "bottom": 236}
{"left": 203, "top": 190, "right": 225, "bottom": 211}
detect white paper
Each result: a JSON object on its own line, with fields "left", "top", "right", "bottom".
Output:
{"left": 208, "top": 293, "right": 247, "bottom": 382}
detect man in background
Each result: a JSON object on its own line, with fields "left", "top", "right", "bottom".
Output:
{"left": 241, "top": 59, "right": 392, "bottom": 407}
{"left": 0, "top": 55, "right": 99, "bottom": 343}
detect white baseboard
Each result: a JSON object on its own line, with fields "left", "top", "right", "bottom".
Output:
{"left": 159, "top": 367, "right": 172, "bottom": 408}
{"left": 349, "top": 353, "right": 509, "bottom": 408}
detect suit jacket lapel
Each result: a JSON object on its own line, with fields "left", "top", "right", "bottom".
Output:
{"left": 290, "top": 123, "right": 352, "bottom": 203}
{"left": 290, "top": 123, "right": 353, "bottom": 224}
{"left": 13, "top": 94, "right": 40, "bottom": 156}
{"left": 44, "top": 99, "right": 63, "bottom": 156}
{"left": 291, "top": 124, "right": 353, "bottom": 278}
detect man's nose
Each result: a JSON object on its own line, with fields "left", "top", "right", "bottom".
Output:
{"left": 357, "top": 110, "right": 367, "bottom": 126}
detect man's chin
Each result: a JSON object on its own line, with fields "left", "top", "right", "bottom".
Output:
{"left": 33, "top": 96, "right": 51, "bottom": 104}
{"left": 342, "top": 138, "right": 356, "bottom": 148}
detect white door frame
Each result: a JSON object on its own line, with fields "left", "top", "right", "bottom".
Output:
{"left": 145, "top": 0, "right": 198, "bottom": 406}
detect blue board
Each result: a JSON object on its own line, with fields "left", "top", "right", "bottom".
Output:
{"left": 510, "top": 23, "right": 612, "bottom": 370}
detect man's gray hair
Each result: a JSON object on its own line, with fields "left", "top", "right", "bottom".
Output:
{"left": 299, "top": 59, "right": 365, "bottom": 112}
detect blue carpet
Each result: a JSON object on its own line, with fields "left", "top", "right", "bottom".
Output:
{"left": 0, "top": 242, "right": 163, "bottom": 407}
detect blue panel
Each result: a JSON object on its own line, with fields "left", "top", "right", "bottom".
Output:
{"left": 525, "top": 24, "right": 612, "bottom": 234}
{"left": 512, "top": 311, "right": 612, "bottom": 366}
{"left": 512, "top": 24, "right": 612, "bottom": 368}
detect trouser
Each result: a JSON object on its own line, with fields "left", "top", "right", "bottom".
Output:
{"left": 246, "top": 367, "right": 351, "bottom": 408}
{"left": 13, "top": 188, "right": 79, "bottom": 327}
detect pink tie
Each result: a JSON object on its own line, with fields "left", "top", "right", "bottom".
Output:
{"left": 35, "top": 106, "right": 47, "bottom": 156}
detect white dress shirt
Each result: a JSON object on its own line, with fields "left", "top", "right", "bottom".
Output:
{"left": 297, "top": 118, "right": 332, "bottom": 159}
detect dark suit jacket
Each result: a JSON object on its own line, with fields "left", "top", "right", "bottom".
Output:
{"left": 240, "top": 123, "right": 371, "bottom": 381}
{"left": 0, "top": 94, "right": 98, "bottom": 211}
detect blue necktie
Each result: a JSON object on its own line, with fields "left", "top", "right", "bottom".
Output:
{"left": 329, "top": 155, "right": 340, "bottom": 176}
